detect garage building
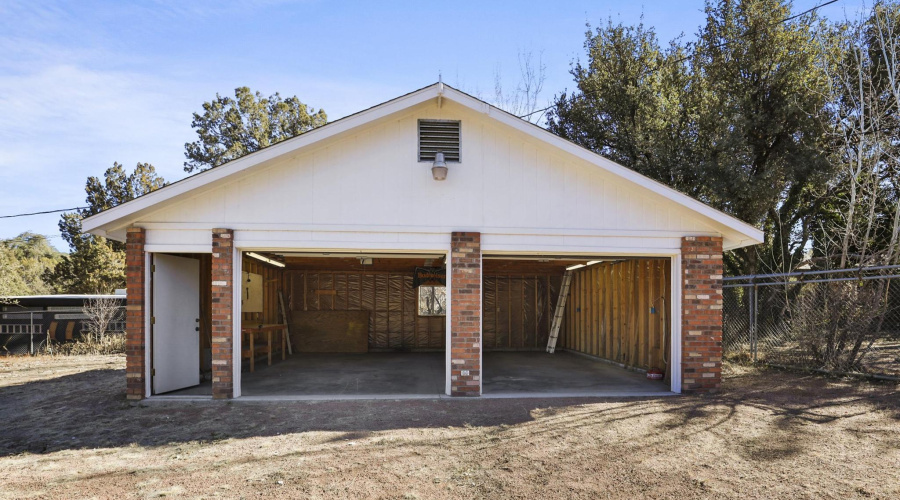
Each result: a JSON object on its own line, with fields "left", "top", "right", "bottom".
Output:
{"left": 82, "top": 83, "right": 762, "bottom": 400}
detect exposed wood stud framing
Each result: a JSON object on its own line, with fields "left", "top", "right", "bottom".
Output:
{"left": 561, "top": 259, "right": 671, "bottom": 372}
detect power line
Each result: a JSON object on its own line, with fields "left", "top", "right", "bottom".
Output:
{"left": 517, "top": 0, "right": 842, "bottom": 119}
{"left": 0, "top": 207, "right": 87, "bottom": 219}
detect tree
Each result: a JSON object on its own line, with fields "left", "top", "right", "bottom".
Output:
{"left": 810, "top": 1, "right": 900, "bottom": 268}
{"left": 0, "top": 232, "right": 62, "bottom": 297}
{"left": 548, "top": 1, "right": 833, "bottom": 275}
{"left": 493, "top": 50, "right": 549, "bottom": 123}
{"left": 46, "top": 162, "right": 165, "bottom": 293}
{"left": 183, "top": 87, "right": 327, "bottom": 173}
{"left": 83, "top": 296, "right": 123, "bottom": 344}
{"left": 548, "top": 20, "right": 701, "bottom": 197}
{"left": 692, "top": 0, "right": 833, "bottom": 276}
{"left": 0, "top": 246, "right": 28, "bottom": 300}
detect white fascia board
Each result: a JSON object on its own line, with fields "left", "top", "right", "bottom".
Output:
{"left": 440, "top": 86, "right": 765, "bottom": 247}
{"left": 82, "top": 85, "right": 443, "bottom": 235}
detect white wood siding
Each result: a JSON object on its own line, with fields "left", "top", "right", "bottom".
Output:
{"left": 138, "top": 100, "right": 722, "bottom": 252}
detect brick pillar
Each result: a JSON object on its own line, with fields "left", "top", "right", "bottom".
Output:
{"left": 211, "top": 229, "right": 235, "bottom": 399}
{"left": 450, "top": 232, "right": 482, "bottom": 396}
{"left": 681, "top": 236, "right": 724, "bottom": 392}
{"left": 125, "top": 227, "right": 146, "bottom": 400}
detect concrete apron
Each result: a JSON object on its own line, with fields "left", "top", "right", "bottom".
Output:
{"left": 145, "top": 392, "right": 676, "bottom": 402}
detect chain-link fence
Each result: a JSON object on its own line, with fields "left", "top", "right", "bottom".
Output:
{"left": 0, "top": 325, "right": 47, "bottom": 355}
{"left": 1, "top": 300, "right": 126, "bottom": 356}
{"left": 723, "top": 266, "right": 900, "bottom": 379}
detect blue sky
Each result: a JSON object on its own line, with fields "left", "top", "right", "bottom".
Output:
{"left": 0, "top": 0, "right": 865, "bottom": 249}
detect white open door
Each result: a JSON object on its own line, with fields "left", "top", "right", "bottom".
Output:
{"left": 152, "top": 254, "right": 200, "bottom": 394}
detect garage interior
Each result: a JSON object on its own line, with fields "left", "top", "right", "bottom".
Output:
{"left": 482, "top": 256, "right": 672, "bottom": 395}
{"left": 156, "top": 251, "right": 672, "bottom": 398}
{"left": 239, "top": 253, "right": 448, "bottom": 397}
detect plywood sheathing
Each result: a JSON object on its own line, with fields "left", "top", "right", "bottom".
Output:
{"left": 284, "top": 270, "right": 444, "bottom": 350}
{"left": 561, "top": 259, "right": 670, "bottom": 372}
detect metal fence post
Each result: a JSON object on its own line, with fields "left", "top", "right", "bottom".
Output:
{"left": 724, "top": 265, "right": 900, "bottom": 378}
{"left": 751, "top": 283, "right": 758, "bottom": 363}
{"left": 29, "top": 311, "right": 34, "bottom": 356}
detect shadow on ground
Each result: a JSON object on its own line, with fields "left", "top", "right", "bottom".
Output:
{"left": 0, "top": 363, "right": 897, "bottom": 459}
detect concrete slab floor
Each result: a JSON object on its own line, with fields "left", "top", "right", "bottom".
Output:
{"left": 241, "top": 352, "right": 445, "bottom": 397}
{"left": 482, "top": 351, "right": 670, "bottom": 395}
{"left": 162, "top": 351, "right": 669, "bottom": 398}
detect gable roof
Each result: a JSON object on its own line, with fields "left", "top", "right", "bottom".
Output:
{"left": 83, "top": 82, "right": 764, "bottom": 249}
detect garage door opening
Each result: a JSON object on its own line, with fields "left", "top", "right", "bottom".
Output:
{"left": 482, "top": 256, "right": 673, "bottom": 396}
{"left": 237, "top": 251, "right": 448, "bottom": 397}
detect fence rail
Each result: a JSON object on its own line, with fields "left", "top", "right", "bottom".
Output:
{"left": 1, "top": 304, "right": 126, "bottom": 356}
{"left": 723, "top": 266, "right": 900, "bottom": 379}
{"left": 0, "top": 330, "right": 47, "bottom": 355}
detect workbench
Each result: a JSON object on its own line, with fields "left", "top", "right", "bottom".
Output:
{"left": 241, "top": 323, "right": 289, "bottom": 372}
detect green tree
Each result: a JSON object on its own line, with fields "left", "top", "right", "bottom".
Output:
{"left": 810, "top": 2, "right": 900, "bottom": 268}
{"left": 548, "top": 20, "right": 701, "bottom": 197}
{"left": 0, "top": 246, "right": 29, "bottom": 299}
{"left": 47, "top": 162, "right": 166, "bottom": 293}
{"left": 548, "top": 0, "right": 833, "bottom": 275}
{"left": 0, "top": 232, "right": 63, "bottom": 296}
{"left": 692, "top": 0, "right": 833, "bottom": 275}
{"left": 184, "top": 87, "right": 327, "bottom": 173}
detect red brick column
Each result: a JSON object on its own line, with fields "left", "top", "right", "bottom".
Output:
{"left": 450, "top": 232, "right": 482, "bottom": 396}
{"left": 681, "top": 236, "right": 724, "bottom": 392}
{"left": 211, "top": 229, "right": 235, "bottom": 399}
{"left": 125, "top": 227, "right": 146, "bottom": 400}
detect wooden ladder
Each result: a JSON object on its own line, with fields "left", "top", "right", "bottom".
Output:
{"left": 546, "top": 270, "right": 574, "bottom": 353}
{"left": 278, "top": 291, "right": 294, "bottom": 355}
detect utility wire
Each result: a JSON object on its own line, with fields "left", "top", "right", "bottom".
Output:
{"left": 662, "top": 0, "right": 841, "bottom": 70}
{"left": 517, "top": 0, "right": 842, "bottom": 119}
{"left": 0, "top": 207, "right": 88, "bottom": 219}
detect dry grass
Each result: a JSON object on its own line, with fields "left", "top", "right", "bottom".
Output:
{"left": 0, "top": 355, "right": 898, "bottom": 499}
{"left": 45, "top": 333, "right": 126, "bottom": 356}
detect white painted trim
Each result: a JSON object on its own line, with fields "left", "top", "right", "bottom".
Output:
{"left": 669, "top": 253, "right": 683, "bottom": 394}
{"left": 144, "top": 251, "right": 152, "bottom": 398}
{"left": 240, "top": 242, "right": 681, "bottom": 257}
{"left": 138, "top": 221, "right": 716, "bottom": 239}
{"left": 83, "top": 83, "right": 763, "bottom": 247}
{"left": 444, "top": 245, "right": 452, "bottom": 396}
{"left": 232, "top": 245, "right": 242, "bottom": 399}
{"left": 144, "top": 244, "right": 212, "bottom": 253}
{"left": 481, "top": 248, "right": 681, "bottom": 257}
{"left": 233, "top": 240, "right": 451, "bottom": 253}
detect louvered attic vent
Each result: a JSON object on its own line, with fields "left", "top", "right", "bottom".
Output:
{"left": 418, "top": 120, "right": 460, "bottom": 162}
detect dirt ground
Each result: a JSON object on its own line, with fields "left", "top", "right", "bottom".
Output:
{"left": 0, "top": 356, "right": 898, "bottom": 500}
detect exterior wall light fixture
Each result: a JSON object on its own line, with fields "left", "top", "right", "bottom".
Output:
{"left": 432, "top": 152, "right": 448, "bottom": 181}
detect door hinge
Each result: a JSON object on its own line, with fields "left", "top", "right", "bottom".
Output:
{"left": 151, "top": 264, "right": 156, "bottom": 273}
{"left": 151, "top": 368, "right": 156, "bottom": 377}
{"left": 151, "top": 316, "right": 156, "bottom": 325}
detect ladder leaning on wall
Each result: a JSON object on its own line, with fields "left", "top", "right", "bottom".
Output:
{"left": 545, "top": 270, "right": 574, "bottom": 353}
